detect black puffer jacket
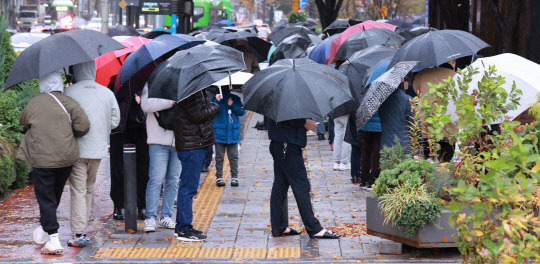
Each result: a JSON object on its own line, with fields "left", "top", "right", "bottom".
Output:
{"left": 174, "top": 91, "right": 220, "bottom": 151}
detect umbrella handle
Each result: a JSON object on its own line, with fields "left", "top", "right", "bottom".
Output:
{"left": 218, "top": 85, "right": 223, "bottom": 98}
{"left": 228, "top": 71, "right": 232, "bottom": 91}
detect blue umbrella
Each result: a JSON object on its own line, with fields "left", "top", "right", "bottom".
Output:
{"left": 217, "top": 20, "right": 235, "bottom": 27}
{"left": 115, "top": 34, "right": 205, "bottom": 96}
{"left": 266, "top": 42, "right": 276, "bottom": 62}
{"left": 365, "top": 60, "right": 391, "bottom": 87}
{"left": 308, "top": 34, "right": 339, "bottom": 64}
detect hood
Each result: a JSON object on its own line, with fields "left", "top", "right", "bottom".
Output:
{"left": 73, "top": 61, "right": 96, "bottom": 82}
{"left": 39, "top": 71, "right": 64, "bottom": 93}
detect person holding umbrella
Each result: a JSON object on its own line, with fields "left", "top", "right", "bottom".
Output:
{"left": 18, "top": 71, "right": 90, "bottom": 254}
{"left": 63, "top": 61, "right": 121, "bottom": 248}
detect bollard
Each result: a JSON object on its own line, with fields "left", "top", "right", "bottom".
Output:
{"left": 123, "top": 144, "right": 137, "bottom": 233}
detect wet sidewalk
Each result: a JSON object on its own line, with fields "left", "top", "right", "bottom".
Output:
{"left": 1, "top": 113, "right": 460, "bottom": 263}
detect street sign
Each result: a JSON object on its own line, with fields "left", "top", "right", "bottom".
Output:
{"left": 139, "top": 0, "right": 171, "bottom": 15}
{"left": 299, "top": 0, "right": 306, "bottom": 8}
{"left": 119, "top": 0, "right": 127, "bottom": 9}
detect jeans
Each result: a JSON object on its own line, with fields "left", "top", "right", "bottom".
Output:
{"left": 269, "top": 141, "right": 323, "bottom": 235}
{"left": 328, "top": 117, "right": 335, "bottom": 144}
{"left": 203, "top": 146, "right": 213, "bottom": 168}
{"left": 350, "top": 146, "right": 361, "bottom": 177}
{"left": 146, "top": 144, "right": 181, "bottom": 219}
{"left": 316, "top": 117, "right": 325, "bottom": 135}
{"left": 176, "top": 148, "right": 206, "bottom": 231}
{"left": 215, "top": 143, "right": 239, "bottom": 178}
{"left": 33, "top": 166, "right": 73, "bottom": 234}
{"left": 333, "top": 115, "right": 351, "bottom": 164}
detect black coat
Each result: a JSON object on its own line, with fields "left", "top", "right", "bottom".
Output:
{"left": 174, "top": 91, "right": 220, "bottom": 151}
{"left": 267, "top": 119, "right": 307, "bottom": 148}
{"left": 344, "top": 111, "right": 361, "bottom": 147}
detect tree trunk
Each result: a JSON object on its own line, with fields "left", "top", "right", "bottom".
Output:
{"left": 439, "top": 0, "right": 470, "bottom": 31}
{"left": 487, "top": 0, "right": 524, "bottom": 53}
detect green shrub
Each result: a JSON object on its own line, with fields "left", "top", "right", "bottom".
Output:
{"left": 379, "top": 136, "right": 407, "bottom": 171}
{"left": 378, "top": 181, "right": 436, "bottom": 227}
{"left": 396, "top": 198, "right": 443, "bottom": 237}
{"left": 288, "top": 11, "right": 307, "bottom": 23}
{"left": 373, "top": 158, "right": 437, "bottom": 197}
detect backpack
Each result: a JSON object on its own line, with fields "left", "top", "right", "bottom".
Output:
{"left": 154, "top": 108, "right": 175, "bottom": 130}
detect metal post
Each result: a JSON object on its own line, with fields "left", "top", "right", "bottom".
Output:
{"left": 123, "top": 144, "right": 137, "bottom": 232}
{"left": 100, "top": 0, "right": 109, "bottom": 35}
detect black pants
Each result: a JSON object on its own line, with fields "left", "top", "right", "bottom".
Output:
{"left": 203, "top": 145, "right": 213, "bottom": 168}
{"left": 359, "top": 131, "right": 382, "bottom": 184}
{"left": 110, "top": 125, "right": 150, "bottom": 210}
{"left": 33, "top": 166, "right": 72, "bottom": 234}
{"left": 269, "top": 141, "right": 323, "bottom": 235}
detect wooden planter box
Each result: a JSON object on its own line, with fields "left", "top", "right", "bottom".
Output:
{"left": 366, "top": 196, "right": 458, "bottom": 248}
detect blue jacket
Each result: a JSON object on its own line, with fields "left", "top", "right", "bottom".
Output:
{"left": 379, "top": 89, "right": 413, "bottom": 151}
{"left": 361, "top": 111, "right": 381, "bottom": 132}
{"left": 267, "top": 119, "right": 307, "bottom": 148}
{"left": 212, "top": 93, "right": 245, "bottom": 144}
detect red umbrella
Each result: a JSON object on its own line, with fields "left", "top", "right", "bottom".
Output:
{"left": 326, "top": 20, "right": 397, "bottom": 65}
{"left": 95, "top": 36, "right": 151, "bottom": 88}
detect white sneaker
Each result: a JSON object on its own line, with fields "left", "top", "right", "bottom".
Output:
{"left": 41, "top": 233, "right": 63, "bottom": 255}
{"left": 33, "top": 226, "right": 48, "bottom": 245}
{"left": 339, "top": 163, "right": 350, "bottom": 171}
{"left": 307, "top": 130, "right": 317, "bottom": 136}
{"left": 333, "top": 163, "right": 340, "bottom": 171}
{"left": 144, "top": 218, "right": 156, "bottom": 232}
{"left": 159, "top": 217, "right": 176, "bottom": 229}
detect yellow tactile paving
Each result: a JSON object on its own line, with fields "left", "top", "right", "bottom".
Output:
{"left": 197, "top": 247, "right": 234, "bottom": 258}
{"left": 233, "top": 247, "right": 268, "bottom": 258}
{"left": 267, "top": 247, "right": 301, "bottom": 258}
{"left": 128, "top": 247, "right": 166, "bottom": 258}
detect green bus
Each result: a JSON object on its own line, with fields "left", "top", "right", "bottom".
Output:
{"left": 164, "top": 0, "right": 233, "bottom": 29}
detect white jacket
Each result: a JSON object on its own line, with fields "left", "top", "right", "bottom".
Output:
{"left": 64, "top": 61, "right": 120, "bottom": 159}
{"left": 140, "top": 84, "right": 175, "bottom": 146}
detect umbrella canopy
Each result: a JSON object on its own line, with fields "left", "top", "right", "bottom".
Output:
{"left": 333, "top": 28, "right": 404, "bottom": 62}
{"left": 389, "top": 29, "right": 489, "bottom": 70}
{"left": 5, "top": 29, "right": 125, "bottom": 89}
{"left": 217, "top": 20, "right": 235, "bottom": 26}
{"left": 95, "top": 36, "right": 150, "bottom": 87}
{"left": 308, "top": 34, "right": 340, "bottom": 64}
{"left": 213, "top": 71, "right": 253, "bottom": 86}
{"left": 213, "top": 31, "right": 272, "bottom": 62}
{"left": 399, "top": 26, "right": 437, "bottom": 42}
{"left": 243, "top": 58, "right": 352, "bottom": 122}
{"left": 118, "top": 34, "right": 205, "bottom": 87}
{"left": 356, "top": 61, "right": 418, "bottom": 129}
{"left": 272, "top": 23, "right": 295, "bottom": 33}
{"left": 447, "top": 53, "right": 540, "bottom": 124}
{"left": 268, "top": 25, "right": 316, "bottom": 45}
{"left": 269, "top": 33, "right": 312, "bottom": 65}
{"left": 323, "top": 19, "right": 362, "bottom": 36}
{"left": 338, "top": 45, "right": 397, "bottom": 101}
{"left": 143, "top": 28, "right": 171, "bottom": 39}
{"left": 148, "top": 45, "right": 246, "bottom": 102}
{"left": 108, "top": 25, "right": 140, "bottom": 37}
{"left": 387, "top": 19, "right": 412, "bottom": 30}
{"left": 326, "top": 20, "right": 397, "bottom": 64}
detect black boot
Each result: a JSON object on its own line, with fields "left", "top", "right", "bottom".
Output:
{"left": 318, "top": 134, "right": 325, "bottom": 141}
{"left": 113, "top": 207, "right": 124, "bottom": 220}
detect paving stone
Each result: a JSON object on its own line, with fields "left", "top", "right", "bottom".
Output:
{"left": 379, "top": 240, "right": 402, "bottom": 255}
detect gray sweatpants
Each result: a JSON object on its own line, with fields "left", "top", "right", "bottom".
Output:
{"left": 215, "top": 143, "right": 239, "bottom": 179}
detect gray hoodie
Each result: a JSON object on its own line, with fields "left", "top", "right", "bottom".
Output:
{"left": 64, "top": 61, "right": 120, "bottom": 159}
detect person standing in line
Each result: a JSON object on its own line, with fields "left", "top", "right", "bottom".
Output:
{"left": 212, "top": 87, "right": 245, "bottom": 187}
{"left": 19, "top": 71, "right": 90, "bottom": 255}
{"left": 173, "top": 91, "right": 220, "bottom": 241}
{"left": 344, "top": 111, "right": 361, "bottom": 184}
{"left": 63, "top": 61, "right": 120, "bottom": 248}
{"left": 268, "top": 118, "right": 341, "bottom": 239}
{"left": 140, "top": 84, "right": 182, "bottom": 232}
{"left": 331, "top": 113, "right": 352, "bottom": 171}
{"left": 358, "top": 111, "right": 382, "bottom": 189}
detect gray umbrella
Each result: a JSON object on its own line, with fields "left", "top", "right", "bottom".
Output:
{"left": 243, "top": 58, "right": 352, "bottom": 122}
{"left": 5, "top": 29, "right": 125, "bottom": 89}
{"left": 269, "top": 33, "right": 312, "bottom": 65}
{"left": 389, "top": 29, "right": 489, "bottom": 70}
{"left": 334, "top": 28, "right": 404, "bottom": 62}
{"left": 338, "top": 45, "right": 397, "bottom": 101}
{"left": 356, "top": 61, "right": 418, "bottom": 129}
{"left": 148, "top": 45, "right": 246, "bottom": 102}
{"left": 269, "top": 25, "right": 316, "bottom": 45}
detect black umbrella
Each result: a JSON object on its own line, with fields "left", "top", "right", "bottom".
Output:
{"left": 243, "top": 58, "right": 352, "bottom": 122}
{"left": 269, "top": 25, "right": 316, "bottom": 45}
{"left": 213, "top": 31, "right": 272, "bottom": 62}
{"left": 338, "top": 45, "right": 398, "bottom": 101}
{"left": 269, "top": 33, "right": 312, "bottom": 65}
{"left": 148, "top": 45, "right": 245, "bottom": 102}
{"left": 272, "top": 23, "right": 295, "bottom": 33}
{"left": 389, "top": 29, "right": 489, "bottom": 70}
{"left": 5, "top": 29, "right": 125, "bottom": 89}
{"left": 108, "top": 25, "right": 140, "bottom": 37}
{"left": 399, "top": 26, "right": 437, "bottom": 42}
{"left": 356, "top": 61, "right": 418, "bottom": 129}
{"left": 323, "top": 19, "right": 362, "bottom": 36}
{"left": 200, "top": 28, "right": 231, "bottom": 40}
{"left": 143, "top": 30, "right": 171, "bottom": 39}
{"left": 334, "top": 28, "right": 404, "bottom": 61}
{"left": 387, "top": 20, "right": 412, "bottom": 30}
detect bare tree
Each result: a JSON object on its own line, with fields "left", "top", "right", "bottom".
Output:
{"left": 487, "top": 0, "right": 525, "bottom": 53}
{"left": 314, "top": 0, "right": 345, "bottom": 29}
